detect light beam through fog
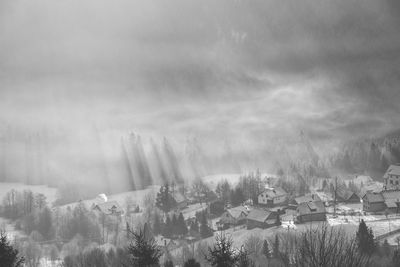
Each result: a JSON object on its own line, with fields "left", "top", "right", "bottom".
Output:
{"left": 0, "top": 0, "right": 400, "bottom": 191}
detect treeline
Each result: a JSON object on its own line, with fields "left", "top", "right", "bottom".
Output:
{"left": 0, "top": 189, "right": 117, "bottom": 266}
{"left": 151, "top": 184, "right": 214, "bottom": 240}
{"left": 3, "top": 213, "right": 400, "bottom": 266}
{"left": 329, "top": 131, "right": 400, "bottom": 177}
{"left": 55, "top": 220, "right": 400, "bottom": 266}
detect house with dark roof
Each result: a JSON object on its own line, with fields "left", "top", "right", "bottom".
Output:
{"left": 92, "top": 201, "right": 124, "bottom": 216}
{"left": 384, "top": 164, "right": 400, "bottom": 190}
{"left": 288, "top": 194, "right": 321, "bottom": 209}
{"left": 362, "top": 190, "right": 400, "bottom": 212}
{"left": 336, "top": 186, "right": 360, "bottom": 203}
{"left": 258, "top": 187, "right": 288, "bottom": 207}
{"left": 382, "top": 191, "right": 400, "bottom": 213}
{"left": 246, "top": 208, "right": 278, "bottom": 230}
{"left": 218, "top": 206, "right": 250, "bottom": 228}
{"left": 296, "top": 201, "right": 326, "bottom": 223}
{"left": 362, "top": 192, "right": 385, "bottom": 212}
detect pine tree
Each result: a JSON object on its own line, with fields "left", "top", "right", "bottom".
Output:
{"left": 163, "top": 216, "right": 172, "bottom": 238}
{"left": 275, "top": 214, "right": 281, "bottom": 226}
{"left": 200, "top": 212, "right": 213, "bottom": 238}
{"left": 262, "top": 240, "right": 270, "bottom": 258}
{"left": 322, "top": 180, "right": 328, "bottom": 191}
{"left": 190, "top": 220, "right": 199, "bottom": 233}
{"left": 153, "top": 212, "right": 162, "bottom": 235}
{"left": 356, "top": 219, "right": 375, "bottom": 254}
{"left": 126, "top": 227, "right": 162, "bottom": 266}
{"left": 0, "top": 232, "right": 24, "bottom": 267}
{"left": 38, "top": 206, "right": 53, "bottom": 240}
{"left": 156, "top": 184, "right": 174, "bottom": 214}
{"left": 273, "top": 235, "right": 280, "bottom": 258}
{"left": 178, "top": 212, "right": 188, "bottom": 236}
{"left": 172, "top": 214, "right": 178, "bottom": 236}
{"left": 237, "top": 247, "right": 254, "bottom": 267}
{"left": 206, "top": 234, "right": 237, "bottom": 267}
{"left": 382, "top": 239, "right": 391, "bottom": 257}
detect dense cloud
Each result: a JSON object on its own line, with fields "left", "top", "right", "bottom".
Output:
{"left": 0, "top": 0, "right": 399, "bottom": 183}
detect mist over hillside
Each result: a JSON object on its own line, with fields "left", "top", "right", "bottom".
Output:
{"left": 0, "top": 0, "right": 400, "bottom": 192}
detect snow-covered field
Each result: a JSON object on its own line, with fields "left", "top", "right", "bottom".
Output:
{"left": 0, "top": 182, "right": 58, "bottom": 204}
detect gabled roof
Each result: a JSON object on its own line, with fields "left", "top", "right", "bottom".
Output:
{"left": 382, "top": 190, "right": 400, "bottom": 201}
{"left": 384, "top": 165, "right": 400, "bottom": 179}
{"left": 246, "top": 209, "right": 273, "bottom": 223}
{"left": 297, "top": 201, "right": 326, "bottom": 216}
{"left": 385, "top": 201, "right": 397, "bottom": 208}
{"left": 227, "top": 206, "right": 249, "bottom": 219}
{"left": 93, "top": 201, "right": 123, "bottom": 215}
{"left": 260, "top": 187, "right": 287, "bottom": 198}
{"left": 336, "top": 186, "right": 358, "bottom": 201}
{"left": 363, "top": 192, "right": 384, "bottom": 203}
{"left": 294, "top": 194, "right": 321, "bottom": 204}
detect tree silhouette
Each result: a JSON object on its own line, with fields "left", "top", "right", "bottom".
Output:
{"left": 206, "top": 234, "right": 238, "bottom": 267}
{"left": 126, "top": 226, "right": 162, "bottom": 267}
{"left": 0, "top": 231, "right": 24, "bottom": 267}
{"left": 356, "top": 219, "right": 375, "bottom": 254}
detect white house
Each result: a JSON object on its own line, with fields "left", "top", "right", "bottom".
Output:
{"left": 384, "top": 164, "right": 400, "bottom": 190}
{"left": 258, "top": 187, "right": 288, "bottom": 206}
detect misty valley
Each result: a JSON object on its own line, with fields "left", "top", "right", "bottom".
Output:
{"left": 1, "top": 0, "right": 400, "bottom": 266}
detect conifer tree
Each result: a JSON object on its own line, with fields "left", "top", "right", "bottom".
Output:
{"left": 200, "top": 212, "right": 212, "bottom": 238}
{"left": 126, "top": 227, "right": 162, "bottom": 267}
{"left": 275, "top": 214, "right": 281, "bottom": 226}
{"left": 172, "top": 214, "right": 178, "bottom": 236}
{"left": 273, "top": 235, "right": 280, "bottom": 258}
{"left": 178, "top": 212, "right": 188, "bottom": 236}
{"left": 156, "top": 184, "right": 174, "bottom": 214}
{"left": 206, "top": 234, "right": 237, "bottom": 267}
{"left": 356, "top": 219, "right": 375, "bottom": 254}
{"left": 262, "top": 240, "right": 270, "bottom": 258}
{"left": 163, "top": 216, "right": 172, "bottom": 238}
{"left": 0, "top": 231, "right": 24, "bottom": 267}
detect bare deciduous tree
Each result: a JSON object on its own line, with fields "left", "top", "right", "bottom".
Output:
{"left": 284, "top": 224, "right": 370, "bottom": 267}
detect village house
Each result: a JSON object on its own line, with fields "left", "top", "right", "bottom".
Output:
{"left": 336, "top": 186, "right": 360, "bottom": 203}
{"left": 359, "top": 181, "right": 384, "bottom": 198}
{"left": 382, "top": 191, "right": 400, "bottom": 213}
{"left": 383, "top": 164, "right": 400, "bottom": 190}
{"left": 217, "top": 206, "right": 250, "bottom": 228}
{"left": 296, "top": 201, "right": 326, "bottom": 223}
{"left": 258, "top": 187, "right": 288, "bottom": 207}
{"left": 288, "top": 194, "right": 321, "bottom": 209}
{"left": 362, "top": 192, "right": 385, "bottom": 212}
{"left": 246, "top": 208, "right": 278, "bottom": 230}
{"left": 92, "top": 200, "right": 124, "bottom": 216}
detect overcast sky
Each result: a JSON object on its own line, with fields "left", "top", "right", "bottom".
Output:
{"left": 1, "top": 0, "right": 400, "bottom": 157}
